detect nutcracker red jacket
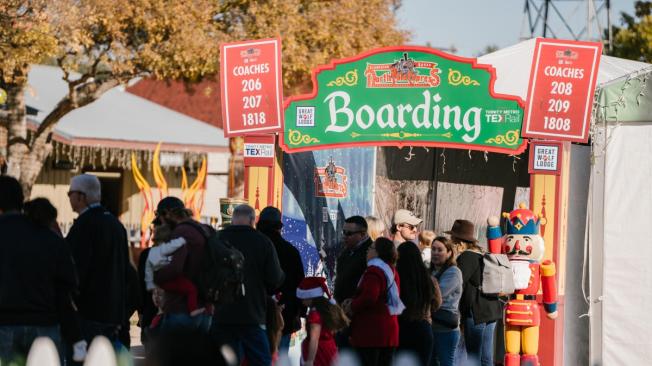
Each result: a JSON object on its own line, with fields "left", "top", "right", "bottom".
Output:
{"left": 349, "top": 264, "right": 400, "bottom": 348}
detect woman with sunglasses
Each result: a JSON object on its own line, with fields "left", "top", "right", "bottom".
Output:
{"left": 343, "top": 238, "right": 404, "bottom": 366}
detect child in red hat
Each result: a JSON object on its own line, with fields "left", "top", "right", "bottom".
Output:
{"left": 296, "top": 277, "right": 349, "bottom": 366}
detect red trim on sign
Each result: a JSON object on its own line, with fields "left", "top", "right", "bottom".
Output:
{"left": 220, "top": 37, "right": 284, "bottom": 137}
{"left": 279, "top": 45, "right": 528, "bottom": 155}
{"left": 522, "top": 38, "right": 602, "bottom": 143}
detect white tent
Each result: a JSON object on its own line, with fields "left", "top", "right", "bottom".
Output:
{"left": 24, "top": 65, "right": 231, "bottom": 222}
{"left": 26, "top": 65, "right": 229, "bottom": 151}
{"left": 478, "top": 39, "right": 652, "bottom": 365}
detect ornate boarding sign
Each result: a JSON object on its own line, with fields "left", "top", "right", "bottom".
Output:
{"left": 281, "top": 46, "right": 527, "bottom": 154}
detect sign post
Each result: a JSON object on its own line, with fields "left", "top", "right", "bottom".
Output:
{"left": 220, "top": 38, "right": 284, "bottom": 137}
{"left": 522, "top": 38, "right": 602, "bottom": 143}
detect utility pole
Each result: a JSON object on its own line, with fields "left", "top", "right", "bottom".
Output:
{"left": 521, "top": 0, "right": 611, "bottom": 51}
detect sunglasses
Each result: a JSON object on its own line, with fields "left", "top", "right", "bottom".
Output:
{"left": 343, "top": 230, "right": 363, "bottom": 237}
{"left": 400, "top": 223, "right": 417, "bottom": 230}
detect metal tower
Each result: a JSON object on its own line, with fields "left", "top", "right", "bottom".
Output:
{"left": 521, "top": 0, "right": 613, "bottom": 51}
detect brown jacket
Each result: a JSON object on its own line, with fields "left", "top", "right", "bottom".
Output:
{"left": 154, "top": 221, "right": 209, "bottom": 314}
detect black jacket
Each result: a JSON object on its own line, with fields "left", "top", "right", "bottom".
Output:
{"left": 213, "top": 225, "right": 284, "bottom": 326}
{"left": 66, "top": 205, "right": 130, "bottom": 325}
{"left": 333, "top": 237, "right": 372, "bottom": 304}
{"left": 457, "top": 250, "right": 503, "bottom": 324}
{"left": 137, "top": 247, "right": 157, "bottom": 329}
{"left": 260, "top": 229, "right": 305, "bottom": 335}
{"left": 0, "top": 213, "right": 77, "bottom": 325}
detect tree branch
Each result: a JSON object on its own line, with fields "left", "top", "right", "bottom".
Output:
{"left": 8, "top": 136, "right": 29, "bottom": 148}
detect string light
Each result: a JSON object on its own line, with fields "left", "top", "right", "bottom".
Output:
{"left": 50, "top": 140, "right": 206, "bottom": 172}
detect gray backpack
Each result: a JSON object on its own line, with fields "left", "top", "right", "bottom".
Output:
{"left": 480, "top": 253, "right": 515, "bottom": 296}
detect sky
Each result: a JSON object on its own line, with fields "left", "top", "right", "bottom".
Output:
{"left": 398, "top": 0, "right": 637, "bottom": 57}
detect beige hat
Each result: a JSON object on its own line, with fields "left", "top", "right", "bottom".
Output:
{"left": 392, "top": 209, "right": 422, "bottom": 226}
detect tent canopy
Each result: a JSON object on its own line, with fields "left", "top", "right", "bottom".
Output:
{"left": 478, "top": 38, "right": 651, "bottom": 100}
{"left": 25, "top": 65, "right": 229, "bottom": 152}
{"left": 598, "top": 70, "right": 652, "bottom": 123}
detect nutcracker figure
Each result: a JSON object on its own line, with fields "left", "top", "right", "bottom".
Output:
{"left": 487, "top": 203, "right": 558, "bottom": 366}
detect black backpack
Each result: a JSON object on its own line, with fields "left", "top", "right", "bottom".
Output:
{"left": 200, "top": 232, "right": 246, "bottom": 305}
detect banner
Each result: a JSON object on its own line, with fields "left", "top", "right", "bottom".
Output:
{"left": 281, "top": 148, "right": 375, "bottom": 281}
{"left": 281, "top": 47, "right": 527, "bottom": 154}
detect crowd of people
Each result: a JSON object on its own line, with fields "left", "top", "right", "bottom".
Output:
{"left": 0, "top": 173, "right": 504, "bottom": 366}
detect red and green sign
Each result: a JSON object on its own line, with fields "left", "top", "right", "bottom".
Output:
{"left": 281, "top": 46, "right": 527, "bottom": 154}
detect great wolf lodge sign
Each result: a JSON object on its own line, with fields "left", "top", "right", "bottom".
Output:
{"left": 281, "top": 47, "right": 527, "bottom": 154}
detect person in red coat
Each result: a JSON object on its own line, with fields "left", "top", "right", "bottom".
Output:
{"left": 296, "top": 277, "right": 349, "bottom": 366}
{"left": 342, "top": 237, "right": 405, "bottom": 366}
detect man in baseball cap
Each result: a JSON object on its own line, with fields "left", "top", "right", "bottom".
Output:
{"left": 391, "top": 209, "right": 422, "bottom": 246}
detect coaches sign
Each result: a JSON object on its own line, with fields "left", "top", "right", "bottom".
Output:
{"left": 281, "top": 46, "right": 527, "bottom": 154}
{"left": 522, "top": 38, "right": 602, "bottom": 143}
{"left": 220, "top": 38, "right": 284, "bottom": 137}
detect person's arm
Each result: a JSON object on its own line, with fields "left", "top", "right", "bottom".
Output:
{"left": 158, "top": 237, "right": 186, "bottom": 256}
{"left": 153, "top": 244, "right": 188, "bottom": 285}
{"left": 456, "top": 252, "right": 478, "bottom": 283}
{"left": 66, "top": 224, "right": 90, "bottom": 291}
{"left": 302, "top": 322, "right": 321, "bottom": 366}
{"left": 144, "top": 258, "right": 156, "bottom": 291}
{"left": 264, "top": 238, "right": 285, "bottom": 291}
{"left": 350, "top": 271, "right": 382, "bottom": 313}
{"left": 437, "top": 267, "right": 463, "bottom": 299}
{"left": 292, "top": 248, "right": 305, "bottom": 288}
{"left": 56, "top": 237, "right": 78, "bottom": 296}
{"left": 431, "top": 276, "right": 442, "bottom": 311}
{"left": 286, "top": 248, "right": 306, "bottom": 321}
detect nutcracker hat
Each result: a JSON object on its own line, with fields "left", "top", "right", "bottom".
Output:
{"left": 503, "top": 203, "right": 541, "bottom": 235}
{"left": 296, "top": 277, "right": 335, "bottom": 304}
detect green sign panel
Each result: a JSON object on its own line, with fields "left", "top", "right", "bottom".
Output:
{"left": 281, "top": 47, "right": 527, "bottom": 154}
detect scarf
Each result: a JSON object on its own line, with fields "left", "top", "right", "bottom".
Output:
{"left": 367, "top": 258, "right": 405, "bottom": 316}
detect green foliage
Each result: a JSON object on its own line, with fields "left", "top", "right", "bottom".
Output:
{"left": 1, "top": 0, "right": 407, "bottom": 90}
{"left": 609, "top": 1, "right": 652, "bottom": 62}
{"left": 0, "top": 0, "right": 407, "bottom": 191}
{"left": 215, "top": 0, "right": 407, "bottom": 93}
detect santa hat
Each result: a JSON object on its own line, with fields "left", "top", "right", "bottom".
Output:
{"left": 296, "top": 277, "right": 335, "bottom": 304}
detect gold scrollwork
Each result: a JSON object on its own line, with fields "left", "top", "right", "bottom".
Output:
{"left": 382, "top": 131, "right": 421, "bottom": 139}
{"left": 288, "top": 129, "right": 320, "bottom": 146}
{"left": 350, "top": 131, "right": 453, "bottom": 139}
{"left": 326, "top": 70, "right": 358, "bottom": 87}
{"left": 485, "top": 130, "right": 520, "bottom": 146}
{"left": 448, "top": 68, "right": 480, "bottom": 86}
